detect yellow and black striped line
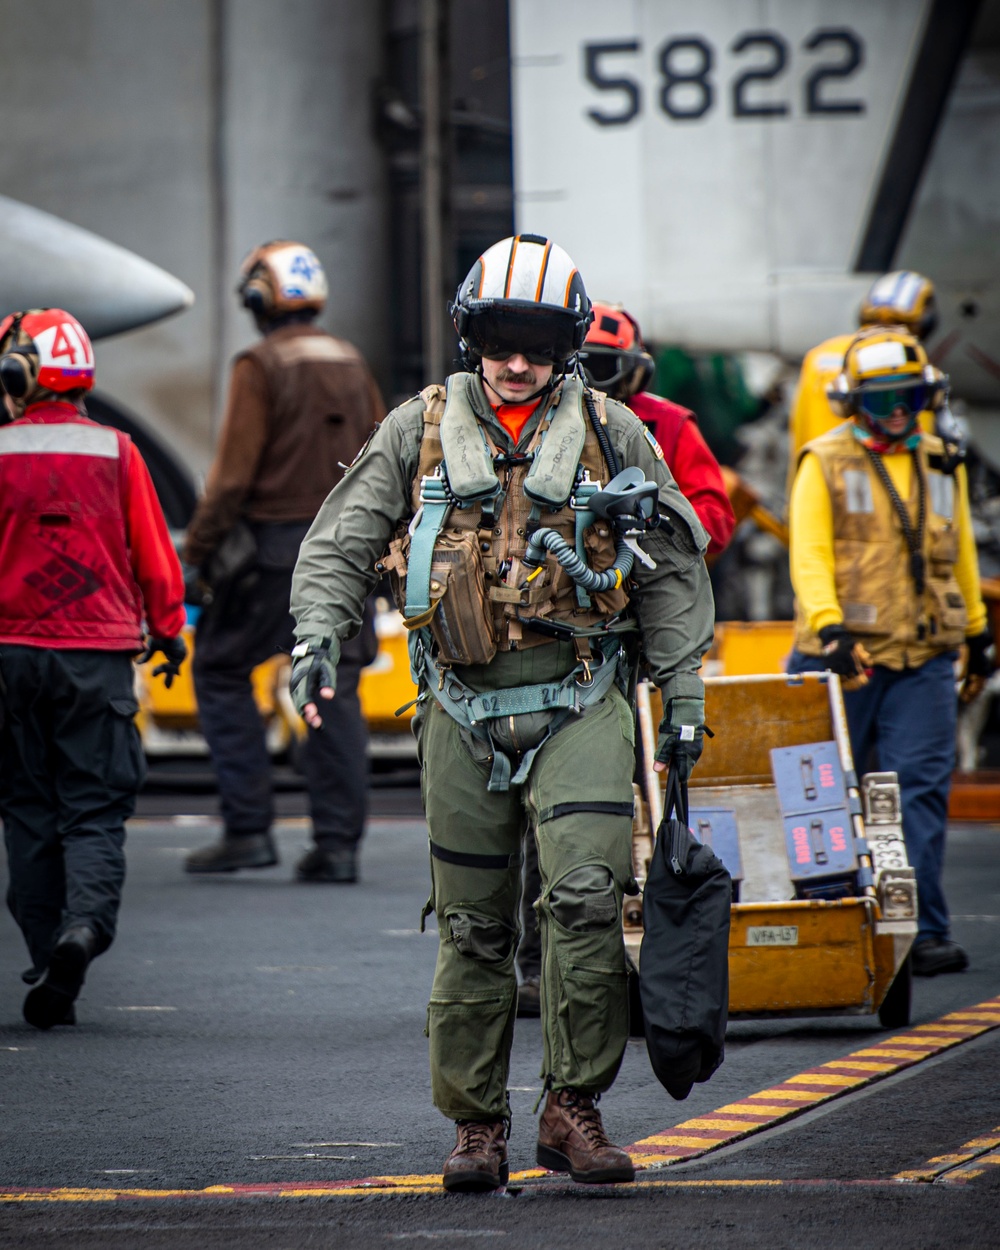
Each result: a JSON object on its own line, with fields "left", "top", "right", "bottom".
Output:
{"left": 630, "top": 995, "right": 1000, "bottom": 1168}
{"left": 2, "top": 994, "right": 998, "bottom": 1203}
{"left": 895, "top": 1126, "right": 1000, "bottom": 1184}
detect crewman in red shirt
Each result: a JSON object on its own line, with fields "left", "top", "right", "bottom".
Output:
{"left": 0, "top": 308, "right": 186, "bottom": 1029}
{"left": 516, "top": 300, "right": 736, "bottom": 1015}
{"left": 580, "top": 302, "right": 735, "bottom": 554}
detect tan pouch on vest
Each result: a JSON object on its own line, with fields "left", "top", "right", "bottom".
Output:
{"left": 424, "top": 529, "right": 497, "bottom": 666}
{"left": 924, "top": 578, "right": 968, "bottom": 639}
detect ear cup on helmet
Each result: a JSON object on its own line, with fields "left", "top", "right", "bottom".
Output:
{"left": 572, "top": 308, "right": 594, "bottom": 351}
{"left": 826, "top": 372, "right": 854, "bottom": 418}
{"left": 925, "top": 364, "right": 949, "bottom": 410}
{"left": 918, "top": 304, "right": 939, "bottom": 341}
{"left": 0, "top": 352, "right": 36, "bottom": 399}
{"left": 240, "top": 276, "right": 271, "bottom": 317}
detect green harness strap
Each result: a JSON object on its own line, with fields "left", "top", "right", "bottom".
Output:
{"left": 402, "top": 471, "right": 453, "bottom": 621}
{"left": 408, "top": 628, "right": 625, "bottom": 792}
{"left": 466, "top": 682, "right": 580, "bottom": 724}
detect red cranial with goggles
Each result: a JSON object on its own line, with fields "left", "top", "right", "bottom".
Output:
{"left": 0, "top": 308, "right": 95, "bottom": 404}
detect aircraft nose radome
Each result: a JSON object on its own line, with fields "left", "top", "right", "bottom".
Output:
{"left": 0, "top": 194, "right": 194, "bottom": 339}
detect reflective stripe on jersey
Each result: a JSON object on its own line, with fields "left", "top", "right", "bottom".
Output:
{"left": 0, "top": 423, "right": 119, "bottom": 458}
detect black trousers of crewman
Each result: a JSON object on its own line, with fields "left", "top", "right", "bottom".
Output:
{"left": 0, "top": 646, "right": 143, "bottom": 976}
{"left": 193, "top": 522, "right": 373, "bottom": 849}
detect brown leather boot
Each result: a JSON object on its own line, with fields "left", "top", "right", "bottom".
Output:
{"left": 442, "top": 1120, "right": 509, "bottom": 1193}
{"left": 537, "top": 1088, "right": 635, "bottom": 1184}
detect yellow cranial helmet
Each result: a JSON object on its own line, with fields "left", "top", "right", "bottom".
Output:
{"left": 828, "top": 328, "right": 944, "bottom": 442}
{"left": 859, "top": 271, "right": 937, "bottom": 339}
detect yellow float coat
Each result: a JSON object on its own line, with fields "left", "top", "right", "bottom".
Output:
{"left": 790, "top": 426, "right": 986, "bottom": 668}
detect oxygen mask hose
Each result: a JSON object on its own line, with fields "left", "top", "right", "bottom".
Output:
{"left": 519, "top": 468, "right": 660, "bottom": 592}
{"left": 520, "top": 527, "right": 633, "bottom": 593}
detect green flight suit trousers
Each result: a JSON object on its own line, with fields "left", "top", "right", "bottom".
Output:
{"left": 418, "top": 686, "right": 636, "bottom": 1124}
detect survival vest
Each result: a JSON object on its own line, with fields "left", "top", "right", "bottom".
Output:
{"left": 794, "top": 424, "right": 967, "bottom": 669}
{"left": 0, "top": 405, "right": 145, "bottom": 649}
{"left": 383, "top": 374, "right": 629, "bottom": 666}
{"left": 238, "top": 324, "right": 377, "bottom": 524}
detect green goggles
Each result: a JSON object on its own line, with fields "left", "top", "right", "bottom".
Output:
{"left": 858, "top": 377, "right": 928, "bottom": 421}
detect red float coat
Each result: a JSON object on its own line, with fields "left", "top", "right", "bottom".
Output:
{"left": 0, "top": 401, "right": 185, "bottom": 650}
{"left": 628, "top": 391, "right": 736, "bottom": 555}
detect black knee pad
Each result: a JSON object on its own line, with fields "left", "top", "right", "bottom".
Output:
{"left": 448, "top": 911, "right": 515, "bottom": 964}
{"left": 549, "top": 864, "right": 618, "bottom": 933}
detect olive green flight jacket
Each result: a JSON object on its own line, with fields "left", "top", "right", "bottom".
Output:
{"left": 290, "top": 374, "right": 715, "bottom": 706}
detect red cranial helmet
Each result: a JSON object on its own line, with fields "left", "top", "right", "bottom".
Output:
{"left": 0, "top": 308, "right": 95, "bottom": 404}
{"left": 579, "top": 301, "right": 654, "bottom": 400}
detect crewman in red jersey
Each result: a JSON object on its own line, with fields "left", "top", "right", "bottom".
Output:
{"left": 580, "top": 302, "right": 735, "bottom": 554}
{"left": 0, "top": 308, "right": 186, "bottom": 1029}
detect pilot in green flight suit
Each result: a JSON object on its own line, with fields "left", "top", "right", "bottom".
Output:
{"left": 289, "top": 235, "right": 715, "bottom": 1193}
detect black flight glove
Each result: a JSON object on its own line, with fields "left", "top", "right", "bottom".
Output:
{"left": 961, "top": 626, "right": 995, "bottom": 704}
{"left": 818, "top": 623, "right": 873, "bottom": 690}
{"left": 138, "top": 635, "right": 188, "bottom": 689}
{"left": 655, "top": 695, "right": 706, "bottom": 784}
{"left": 289, "top": 637, "right": 338, "bottom": 724}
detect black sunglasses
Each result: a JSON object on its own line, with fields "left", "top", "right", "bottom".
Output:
{"left": 479, "top": 349, "right": 558, "bottom": 366}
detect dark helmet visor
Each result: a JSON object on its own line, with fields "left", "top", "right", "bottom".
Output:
{"left": 465, "top": 304, "right": 580, "bottom": 365}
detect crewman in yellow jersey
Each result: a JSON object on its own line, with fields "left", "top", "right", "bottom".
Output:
{"left": 786, "top": 328, "right": 993, "bottom": 978}
{"left": 787, "top": 272, "right": 942, "bottom": 492}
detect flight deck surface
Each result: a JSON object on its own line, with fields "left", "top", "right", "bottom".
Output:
{"left": 1, "top": 789, "right": 997, "bottom": 1248}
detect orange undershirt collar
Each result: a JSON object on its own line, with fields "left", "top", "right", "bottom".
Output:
{"left": 490, "top": 397, "right": 542, "bottom": 444}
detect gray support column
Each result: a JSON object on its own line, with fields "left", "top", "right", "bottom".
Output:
{"left": 222, "top": 1, "right": 390, "bottom": 395}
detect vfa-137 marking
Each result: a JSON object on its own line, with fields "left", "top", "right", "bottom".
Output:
{"left": 511, "top": 0, "right": 1000, "bottom": 424}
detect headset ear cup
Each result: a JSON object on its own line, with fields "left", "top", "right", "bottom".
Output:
{"left": 451, "top": 304, "right": 469, "bottom": 341}
{"left": 925, "top": 365, "right": 948, "bottom": 410}
{"left": 637, "top": 352, "right": 655, "bottom": 394}
{"left": 0, "top": 353, "right": 33, "bottom": 399}
{"left": 826, "top": 373, "right": 853, "bottom": 418}
{"left": 918, "top": 304, "right": 939, "bottom": 341}
{"left": 573, "top": 306, "right": 595, "bottom": 350}
{"left": 241, "top": 277, "right": 271, "bottom": 317}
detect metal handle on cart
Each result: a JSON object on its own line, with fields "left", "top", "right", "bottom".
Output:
{"left": 636, "top": 681, "right": 663, "bottom": 832}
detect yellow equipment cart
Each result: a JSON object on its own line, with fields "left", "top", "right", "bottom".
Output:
{"left": 628, "top": 673, "right": 917, "bottom": 1028}
{"left": 134, "top": 601, "right": 420, "bottom": 760}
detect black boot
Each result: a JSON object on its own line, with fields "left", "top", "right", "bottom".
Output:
{"left": 912, "top": 938, "right": 969, "bottom": 976}
{"left": 184, "top": 833, "right": 278, "bottom": 873}
{"left": 296, "top": 846, "right": 358, "bottom": 883}
{"left": 23, "top": 925, "right": 98, "bottom": 1030}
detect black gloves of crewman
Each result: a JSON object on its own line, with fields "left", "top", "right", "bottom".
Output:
{"left": 655, "top": 695, "right": 706, "bottom": 783}
{"left": 818, "top": 623, "right": 873, "bottom": 689}
{"left": 961, "top": 626, "right": 995, "bottom": 704}
{"left": 289, "top": 637, "right": 337, "bottom": 721}
{"left": 138, "top": 635, "right": 188, "bottom": 689}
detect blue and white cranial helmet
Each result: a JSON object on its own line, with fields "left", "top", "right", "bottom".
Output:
{"left": 238, "top": 240, "right": 328, "bottom": 316}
